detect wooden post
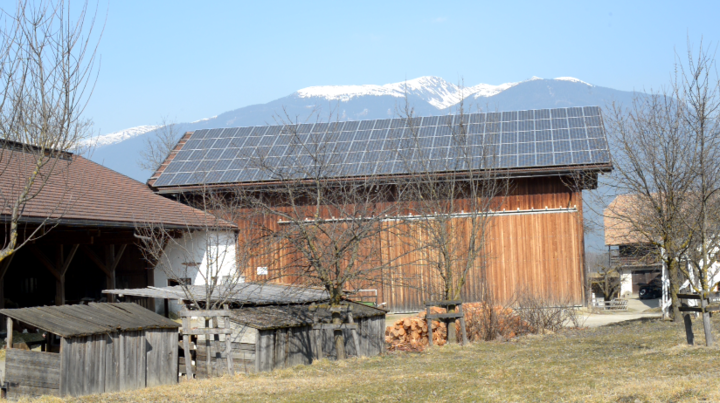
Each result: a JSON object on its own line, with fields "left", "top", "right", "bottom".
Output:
{"left": 181, "top": 315, "right": 193, "bottom": 380}
{"left": 458, "top": 303, "right": 468, "bottom": 346}
{"left": 311, "top": 309, "right": 323, "bottom": 361}
{"left": 426, "top": 306, "right": 433, "bottom": 347}
{"left": 223, "top": 305, "right": 233, "bottom": 376}
{"left": 347, "top": 309, "right": 361, "bottom": 357}
{"left": 205, "top": 318, "right": 212, "bottom": 378}
{"left": 683, "top": 313, "right": 695, "bottom": 345}
{"left": 106, "top": 245, "right": 116, "bottom": 303}
{"left": 6, "top": 317, "right": 12, "bottom": 349}
{"left": 56, "top": 276, "right": 65, "bottom": 306}
{"left": 701, "top": 296, "right": 714, "bottom": 347}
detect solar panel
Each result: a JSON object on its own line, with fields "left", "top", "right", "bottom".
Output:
{"left": 153, "top": 106, "right": 611, "bottom": 187}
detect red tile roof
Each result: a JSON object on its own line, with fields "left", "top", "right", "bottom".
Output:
{"left": 0, "top": 146, "right": 235, "bottom": 229}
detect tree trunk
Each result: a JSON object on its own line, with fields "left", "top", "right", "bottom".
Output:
{"left": 332, "top": 310, "right": 346, "bottom": 360}
{"left": 669, "top": 276, "right": 681, "bottom": 322}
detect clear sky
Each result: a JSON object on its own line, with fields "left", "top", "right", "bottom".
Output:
{"left": 75, "top": 0, "right": 720, "bottom": 135}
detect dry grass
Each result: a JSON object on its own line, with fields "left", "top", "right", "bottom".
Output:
{"left": 21, "top": 316, "right": 720, "bottom": 403}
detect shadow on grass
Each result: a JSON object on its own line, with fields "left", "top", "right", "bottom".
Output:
{"left": 603, "top": 317, "right": 662, "bottom": 328}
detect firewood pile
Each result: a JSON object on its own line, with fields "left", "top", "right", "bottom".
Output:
{"left": 385, "top": 303, "right": 528, "bottom": 351}
{"left": 385, "top": 308, "right": 447, "bottom": 352}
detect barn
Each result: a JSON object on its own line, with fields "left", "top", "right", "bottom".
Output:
{"left": 147, "top": 107, "right": 612, "bottom": 311}
{"left": 0, "top": 303, "right": 180, "bottom": 399}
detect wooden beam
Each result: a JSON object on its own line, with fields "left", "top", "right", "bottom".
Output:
{"left": 80, "top": 245, "right": 111, "bottom": 277}
{"left": 107, "top": 244, "right": 127, "bottom": 272}
{"left": 29, "top": 245, "right": 61, "bottom": 280}
{"left": 49, "top": 245, "right": 78, "bottom": 307}
{"left": 59, "top": 245, "right": 79, "bottom": 277}
{"left": 105, "top": 245, "right": 125, "bottom": 302}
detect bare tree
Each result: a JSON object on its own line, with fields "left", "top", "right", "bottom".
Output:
{"left": 602, "top": 82, "right": 695, "bottom": 321}
{"left": 247, "top": 112, "right": 408, "bottom": 359}
{"left": 0, "top": 0, "right": 101, "bottom": 263}
{"left": 138, "top": 118, "right": 182, "bottom": 173}
{"left": 672, "top": 42, "right": 720, "bottom": 346}
{"left": 395, "top": 95, "right": 509, "bottom": 343}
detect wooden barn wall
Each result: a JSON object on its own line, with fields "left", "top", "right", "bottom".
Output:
{"left": 237, "top": 176, "right": 585, "bottom": 312}
{"left": 5, "top": 349, "right": 61, "bottom": 399}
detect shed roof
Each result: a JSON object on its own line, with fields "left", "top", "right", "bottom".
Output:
{"left": 103, "top": 282, "right": 330, "bottom": 305}
{"left": 0, "top": 144, "right": 235, "bottom": 230}
{"left": 228, "top": 301, "right": 386, "bottom": 330}
{"left": 0, "top": 303, "right": 180, "bottom": 338}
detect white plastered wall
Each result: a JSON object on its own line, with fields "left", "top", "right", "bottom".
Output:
{"left": 152, "top": 230, "right": 239, "bottom": 315}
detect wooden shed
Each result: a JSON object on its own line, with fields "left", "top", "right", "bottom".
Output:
{"left": 0, "top": 303, "right": 180, "bottom": 399}
{"left": 191, "top": 301, "right": 386, "bottom": 376}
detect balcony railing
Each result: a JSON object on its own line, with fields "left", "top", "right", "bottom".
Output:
{"left": 609, "top": 251, "right": 661, "bottom": 268}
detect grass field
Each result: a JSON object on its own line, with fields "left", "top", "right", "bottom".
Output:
{"left": 23, "top": 316, "right": 720, "bottom": 403}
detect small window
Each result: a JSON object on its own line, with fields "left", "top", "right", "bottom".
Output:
{"left": 168, "top": 278, "right": 191, "bottom": 287}
{"left": 257, "top": 267, "right": 268, "bottom": 276}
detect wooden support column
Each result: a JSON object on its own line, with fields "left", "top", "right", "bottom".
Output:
{"left": 106, "top": 245, "right": 116, "bottom": 302}
{"left": 81, "top": 244, "right": 126, "bottom": 302}
{"left": 6, "top": 317, "right": 12, "bottom": 348}
{"left": 0, "top": 253, "right": 15, "bottom": 331}
{"left": 55, "top": 245, "right": 79, "bottom": 306}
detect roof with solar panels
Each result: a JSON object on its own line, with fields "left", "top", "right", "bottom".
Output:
{"left": 148, "top": 106, "right": 612, "bottom": 190}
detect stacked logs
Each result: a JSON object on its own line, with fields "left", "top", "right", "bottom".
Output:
{"left": 385, "top": 307, "right": 447, "bottom": 352}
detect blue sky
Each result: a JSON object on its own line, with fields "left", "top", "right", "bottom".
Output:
{"left": 79, "top": 0, "right": 720, "bottom": 135}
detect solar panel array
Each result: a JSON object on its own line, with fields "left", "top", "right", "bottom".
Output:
{"left": 153, "top": 106, "right": 610, "bottom": 187}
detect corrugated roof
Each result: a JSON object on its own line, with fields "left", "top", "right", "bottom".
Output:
{"left": 0, "top": 145, "right": 235, "bottom": 229}
{"left": 103, "top": 282, "right": 330, "bottom": 305}
{"left": 229, "top": 302, "right": 386, "bottom": 330}
{"left": 0, "top": 303, "right": 180, "bottom": 338}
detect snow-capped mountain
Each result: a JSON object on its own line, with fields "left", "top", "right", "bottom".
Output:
{"left": 85, "top": 125, "right": 160, "bottom": 147}
{"left": 296, "top": 76, "right": 592, "bottom": 110}
{"left": 297, "top": 76, "right": 522, "bottom": 109}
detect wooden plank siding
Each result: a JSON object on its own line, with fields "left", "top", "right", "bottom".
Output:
{"left": 145, "top": 329, "right": 179, "bottom": 387}
{"left": 192, "top": 315, "right": 385, "bottom": 375}
{"left": 5, "top": 349, "right": 61, "bottom": 399}
{"left": 238, "top": 177, "right": 586, "bottom": 311}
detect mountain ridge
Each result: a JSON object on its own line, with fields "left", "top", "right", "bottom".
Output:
{"left": 89, "top": 76, "right": 600, "bottom": 148}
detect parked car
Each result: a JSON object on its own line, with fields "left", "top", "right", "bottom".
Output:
{"left": 638, "top": 277, "right": 662, "bottom": 299}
